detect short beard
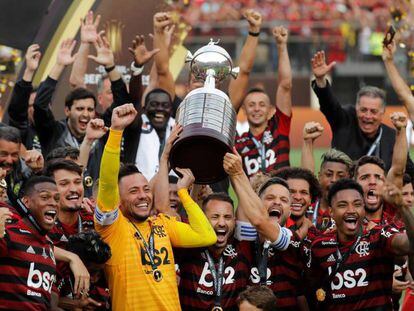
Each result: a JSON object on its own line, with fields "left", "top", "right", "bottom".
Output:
{"left": 364, "top": 203, "right": 382, "bottom": 215}
{"left": 61, "top": 205, "right": 82, "bottom": 212}
{"left": 290, "top": 213, "right": 305, "bottom": 221}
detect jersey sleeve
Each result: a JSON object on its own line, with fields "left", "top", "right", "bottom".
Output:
{"left": 270, "top": 108, "right": 292, "bottom": 136}
{"left": 379, "top": 225, "right": 401, "bottom": 255}
{"left": 164, "top": 189, "right": 217, "bottom": 248}
{"left": 95, "top": 129, "right": 124, "bottom": 241}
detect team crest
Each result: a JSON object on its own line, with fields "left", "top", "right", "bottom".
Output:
{"left": 355, "top": 241, "right": 370, "bottom": 257}
{"left": 223, "top": 244, "right": 237, "bottom": 258}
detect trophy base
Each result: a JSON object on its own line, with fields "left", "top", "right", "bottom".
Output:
{"left": 169, "top": 127, "right": 232, "bottom": 184}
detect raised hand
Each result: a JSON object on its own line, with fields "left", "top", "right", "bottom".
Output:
{"left": 0, "top": 207, "right": 12, "bottom": 238}
{"left": 272, "top": 26, "right": 288, "bottom": 45}
{"left": 244, "top": 9, "right": 262, "bottom": 33}
{"left": 85, "top": 118, "right": 108, "bottom": 141}
{"left": 311, "top": 51, "right": 336, "bottom": 80}
{"left": 382, "top": 182, "right": 404, "bottom": 208}
{"left": 390, "top": 112, "right": 407, "bottom": 132}
{"left": 128, "top": 35, "right": 160, "bottom": 66}
{"left": 111, "top": 104, "right": 137, "bottom": 131}
{"left": 176, "top": 168, "right": 195, "bottom": 190}
{"left": 88, "top": 33, "right": 115, "bottom": 67}
{"left": 223, "top": 147, "right": 244, "bottom": 177}
{"left": 81, "top": 11, "right": 101, "bottom": 44}
{"left": 57, "top": 39, "right": 77, "bottom": 66}
{"left": 23, "top": 149, "right": 44, "bottom": 173}
{"left": 162, "top": 124, "right": 182, "bottom": 160}
{"left": 303, "top": 121, "right": 324, "bottom": 142}
{"left": 153, "top": 12, "right": 173, "bottom": 34}
{"left": 25, "top": 44, "right": 41, "bottom": 72}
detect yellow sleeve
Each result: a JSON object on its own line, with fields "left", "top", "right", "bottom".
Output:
{"left": 165, "top": 188, "right": 217, "bottom": 247}
{"left": 95, "top": 129, "right": 122, "bottom": 220}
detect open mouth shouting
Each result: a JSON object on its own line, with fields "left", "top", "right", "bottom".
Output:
{"left": 78, "top": 118, "right": 89, "bottom": 131}
{"left": 365, "top": 189, "right": 379, "bottom": 206}
{"left": 342, "top": 214, "right": 359, "bottom": 232}
{"left": 268, "top": 207, "right": 282, "bottom": 223}
{"left": 153, "top": 112, "right": 166, "bottom": 123}
{"left": 215, "top": 227, "right": 229, "bottom": 246}
{"left": 44, "top": 209, "right": 57, "bottom": 225}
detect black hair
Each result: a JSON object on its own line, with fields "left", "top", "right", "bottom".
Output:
{"left": 43, "top": 159, "right": 83, "bottom": 177}
{"left": 65, "top": 87, "right": 97, "bottom": 109}
{"left": 403, "top": 173, "right": 412, "bottom": 187}
{"left": 258, "top": 176, "right": 289, "bottom": 197}
{"left": 46, "top": 146, "right": 80, "bottom": 162}
{"left": 353, "top": 156, "right": 385, "bottom": 178}
{"left": 66, "top": 231, "right": 111, "bottom": 264}
{"left": 327, "top": 178, "right": 364, "bottom": 206}
{"left": 0, "top": 126, "right": 21, "bottom": 144}
{"left": 144, "top": 88, "right": 172, "bottom": 107}
{"left": 118, "top": 163, "right": 141, "bottom": 181}
{"left": 19, "top": 175, "right": 56, "bottom": 198}
{"left": 273, "top": 167, "right": 322, "bottom": 202}
{"left": 202, "top": 192, "right": 234, "bottom": 210}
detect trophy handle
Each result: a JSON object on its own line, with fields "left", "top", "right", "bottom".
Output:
{"left": 231, "top": 67, "right": 239, "bottom": 79}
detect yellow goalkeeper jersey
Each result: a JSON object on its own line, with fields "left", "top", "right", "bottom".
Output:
{"left": 95, "top": 129, "right": 216, "bottom": 311}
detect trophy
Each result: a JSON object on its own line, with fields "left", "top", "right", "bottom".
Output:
{"left": 169, "top": 40, "right": 238, "bottom": 184}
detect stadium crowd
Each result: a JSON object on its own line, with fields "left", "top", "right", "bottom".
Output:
{"left": 1, "top": 5, "right": 414, "bottom": 311}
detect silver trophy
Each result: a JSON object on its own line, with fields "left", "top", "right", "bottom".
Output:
{"left": 170, "top": 40, "right": 239, "bottom": 183}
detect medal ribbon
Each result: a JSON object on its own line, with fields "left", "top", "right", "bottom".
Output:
{"left": 256, "top": 240, "right": 270, "bottom": 285}
{"left": 204, "top": 250, "right": 224, "bottom": 308}
{"left": 250, "top": 134, "right": 266, "bottom": 173}
{"left": 131, "top": 221, "right": 158, "bottom": 272}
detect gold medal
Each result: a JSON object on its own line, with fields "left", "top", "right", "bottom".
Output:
{"left": 316, "top": 288, "right": 326, "bottom": 302}
{"left": 153, "top": 269, "right": 163, "bottom": 282}
{"left": 211, "top": 307, "right": 223, "bottom": 311}
{"left": 84, "top": 176, "right": 93, "bottom": 187}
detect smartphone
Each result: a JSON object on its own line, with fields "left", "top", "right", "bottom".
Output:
{"left": 383, "top": 25, "right": 396, "bottom": 46}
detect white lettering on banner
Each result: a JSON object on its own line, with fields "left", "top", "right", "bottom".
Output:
{"left": 250, "top": 267, "right": 272, "bottom": 285}
{"left": 244, "top": 150, "right": 277, "bottom": 176}
{"left": 328, "top": 266, "right": 368, "bottom": 290}
{"left": 198, "top": 262, "right": 235, "bottom": 288}
{"left": 27, "top": 262, "right": 55, "bottom": 293}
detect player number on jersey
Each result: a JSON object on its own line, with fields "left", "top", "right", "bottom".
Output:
{"left": 244, "top": 150, "right": 277, "bottom": 175}
{"left": 328, "top": 266, "right": 368, "bottom": 290}
{"left": 198, "top": 262, "right": 235, "bottom": 287}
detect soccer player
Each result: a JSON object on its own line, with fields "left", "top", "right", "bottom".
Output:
{"left": 301, "top": 121, "right": 353, "bottom": 231}
{"left": 94, "top": 104, "right": 217, "bottom": 311}
{"left": 224, "top": 151, "right": 306, "bottom": 310}
{"left": 309, "top": 178, "right": 414, "bottom": 310}
{"left": 237, "top": 285, "right": 277, "bottom": 311}
{"left": 176, "top": 192, "right": 253, "bottom": 311}
{"left": 235, "top": 26, "right": 292, "bottom": 178}
{"left": 0, "top": 176, "right": 87, "bottom": 310}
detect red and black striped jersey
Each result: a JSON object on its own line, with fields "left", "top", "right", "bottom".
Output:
{"left": 248, "top": 232, "right": 304, "bottom": 310}
{"left": 175, "top": 240, "right": 253, "bottom": 311}
{"left": 0, "top": 218, "right": 56, "bottom": 310}
{"left": 235, "top": 109, "right": 291, "bottom": 178}
{"left": 310, "top": 225, "right": 400, "bottom": 310}
{"left": 48, "top": 211, "right": 94, "bottom": 248}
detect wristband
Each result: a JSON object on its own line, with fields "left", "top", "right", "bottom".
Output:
{"left": 130, "top": 61, "right": 144, "bottom": 76}
{"left": 248, "top": 31, "right": 260, "bottom": 37}
{"left": 105, "top": 65, "right": 115, "bottom": 73}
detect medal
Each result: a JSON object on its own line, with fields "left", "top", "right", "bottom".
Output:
{"left": 211, "top": 307, "right": 223, "bottom": 311}
{"left": 153, "top": 269, "right": 163, "bottom": 282}
{"left": 316, "top": 288, "right": 326, "bottom": 302}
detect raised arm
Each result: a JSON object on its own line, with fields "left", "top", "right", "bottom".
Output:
{"left": 128, "top": 34, "right": 160, "bottom": 104}
{"left": 151, "top": 124, "right": 182, "bottom": 217}
{"left": 96, "top": 104, "right": 137, "bottom": 214}
{"left": 384, "top": 183, "right": 414, "bottom": 255}
{"left": 33, "top": 39, "right": 77, "bottom": 132}
{"left": 273, "top": 26, "right": 292, "bottom": 116}
{"left": 301, "top": 122, "right": 324, "bottom": 172}
{"left": 79, "top": 118, "right": 108, "bottom": 169}
{"left": 228, "top": 9, "right": 262, "bottom": 112}
{"left": 387, "top": 112, "right": 408, "bottom": 188}
{"left": 167, "top": 168, "right": 217, "bottom": 247}
{"left": 310, "top": 51, "right": 349, "bottom": 127}
{"left": 382, "top": 34, "right": 414, "bottom": 121}
{"left": 8, "top": 44, "right": 40, "bottom": 134}
{"left": 69, "top": 11, "right": 101, "bottom": 88}
{"left": 153, "top": 12, "right": 175, "bottom": 99}
{"left": 223, "top": 149, "right": 281, "bottom": 242}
